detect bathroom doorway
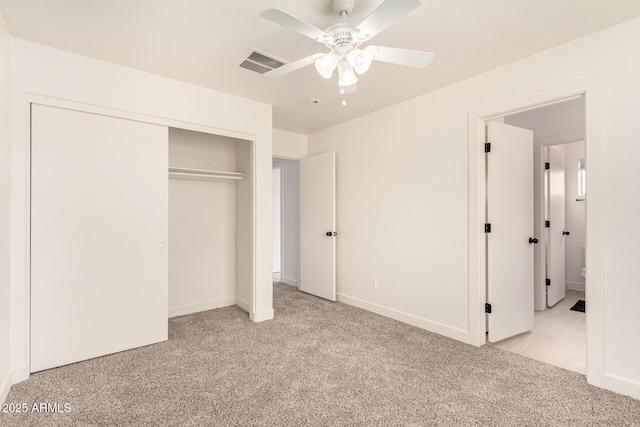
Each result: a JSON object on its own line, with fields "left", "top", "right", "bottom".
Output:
{"left": 490, "top": 96, "right": 587, "bottom": 374}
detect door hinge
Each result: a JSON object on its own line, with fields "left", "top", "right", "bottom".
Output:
{"left": 484, "top": 142, "right": 491, "bottom": 153}
{"left": 545, "top": 220, "right": 550, "bottom": 228}
{"left": 545, "top": 162, "right": 550, "bottom": 170}
{"left": 485, "top": 303, "right": 492, "bottom": 314}
{"left": 484, "top": 223, "right": 491, "bottom": 233}
{"left": 546, "top": 278, "right": 551, "bottom": 286}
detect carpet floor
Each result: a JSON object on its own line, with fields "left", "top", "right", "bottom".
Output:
{"left": 2, "top": 283, "right": 639, "bottom": 426}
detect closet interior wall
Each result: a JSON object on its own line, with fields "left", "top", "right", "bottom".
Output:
{"left": 168, "top": 128, "right": 250, "bottom": 317}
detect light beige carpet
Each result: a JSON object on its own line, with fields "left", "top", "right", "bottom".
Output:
{"left": 2, "top": 283, "right": 639, "bottom": 426}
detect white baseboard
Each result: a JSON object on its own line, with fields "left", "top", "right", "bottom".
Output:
{"left": 250, "top": 309, "right": 274, "bottom": 323}
{"left": 280, "top": 276, "right": 298, "bottom": 288}
{"left": 168, "top": 297, "right": 236, "bottom": 318}
{"left": 336, "top": 293, "right": 469, "bottom": 344}
{"left": 235, "top": 298, "right": 273, "bottom": 322}
{"left": 1, "top": 369, "right": 11, "bottom": 404}
{"left": 567, "top": 281, "right": 585, "bottom": 292}
{"left": 603, "top": 372, "right": 640, "bottom": 400}
{"left": 235, "top": 297, "right": 250, "bottom": 313}
{"left": 11, "top": 365, "right": 29, "bottom": 384}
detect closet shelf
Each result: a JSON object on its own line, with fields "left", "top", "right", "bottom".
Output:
{"left": 168, "top": 167, "right": 245, "bottom": 181}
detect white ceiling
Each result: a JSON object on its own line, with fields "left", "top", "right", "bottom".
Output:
{"left": 1, "top": 0, "right": 640, "bottom": 135}
{"left": 505, "top": 97, "right": 586, "bottom": 145}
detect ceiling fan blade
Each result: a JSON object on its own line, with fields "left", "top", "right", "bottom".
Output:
{"left": 260, "top": 8, "right": 329, "bottom": 42}
{"left": 263, "top": 54, "right": 324, "bottom": 79}
{"left": 353, "top": 0, "right": 422, "bottom": 41}
{"left": 367, "top": 45, "right": 434, "bottom": 68}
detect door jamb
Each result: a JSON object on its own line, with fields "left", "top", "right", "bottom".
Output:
{"left": 467, "top": 77, "right": 604, "bottom": 389}
{"left": 272, "top": 156, "right": 301, "bottom": 288}
{"left": 272, "top": 164, "right": 284, "bottom": 276}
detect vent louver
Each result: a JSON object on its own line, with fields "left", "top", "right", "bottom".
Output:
{"left": 239, "top": 49, "right": 286, "bottom": 75}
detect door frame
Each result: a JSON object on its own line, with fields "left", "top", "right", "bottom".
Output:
{"left": 467, "top": 77, "right": 605, "bottom": 388}
{"left": 19, "top": 94, "right": 259, "bottom": 378}
{"left": 272, "top": 156, "right": 301, "bottom": 288}
{"left": 272, "top": 164, "right": 283, "bottom": 275}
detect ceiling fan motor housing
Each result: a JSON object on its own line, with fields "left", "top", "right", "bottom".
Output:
{"left": 324, "top": 21, "right": 362, "bottom": 50}
{"left": 333, "top": 0, "right": 355, "bottom": 16}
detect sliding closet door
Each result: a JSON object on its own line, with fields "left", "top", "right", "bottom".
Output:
{"left": 31, "top": 104, "right": 168, "bottom": 372}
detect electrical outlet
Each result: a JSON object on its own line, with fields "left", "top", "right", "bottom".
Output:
{"left": 371, "top": 279, "right": 377, "bottom": 290}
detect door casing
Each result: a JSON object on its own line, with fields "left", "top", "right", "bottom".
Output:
{"left": 467, "top": 77, "right": 604, "bottom": 388}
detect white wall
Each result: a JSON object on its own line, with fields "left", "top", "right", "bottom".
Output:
{"left": 273, "top": 128, "right": 307, "bottom": 159}
{"left": 0, "top": 10, "right": 12, "bottom": 404}
{"left": 563, "top": 141, "right": 586, "bottom": 289}
{"left": 273, "top": 158, "right": 300, "bottom": 287}
{"left": 9, "top": 38, "right": 273, "bottom": 383}
{"left": 168, "top": 128, "right": 240, "bottom": 317}
{"left": 308, "top": 17, "right": 640, "bottom": 399}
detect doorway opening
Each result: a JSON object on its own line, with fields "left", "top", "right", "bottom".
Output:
{"left": 486, "top": 96, "right": 587, "bottom": 374}
{"left": 272, "top": 157, "right": 300, "bottom": 288}
{"left": 272, "top": 152, "right": 337, "bottom": 301}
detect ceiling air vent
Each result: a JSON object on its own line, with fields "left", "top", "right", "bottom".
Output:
{"left": 239, "top": 49, "right": 286, "bottom": 75}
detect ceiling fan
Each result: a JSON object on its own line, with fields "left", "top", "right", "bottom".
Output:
{"left": 259, "top": 0, "right": 434, "bottom": 98}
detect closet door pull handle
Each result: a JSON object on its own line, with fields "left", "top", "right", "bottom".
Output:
{"left": 325, "top": 231, "right": 337, "bottom": 237}
{"left": 529, "top": 238, "right": 539, "bottom": 244}
{"left": 562, "top": 231, "right": 570, "bottom": 236}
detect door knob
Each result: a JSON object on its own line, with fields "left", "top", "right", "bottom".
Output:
{"left": 529, "top": 237, "right": 539, "bottom": 244}
{"left": 325, "top": 231, "right": 337, "bottom": 237}
{"left": 562, "top": 231, "right": 570, "bottom": 236}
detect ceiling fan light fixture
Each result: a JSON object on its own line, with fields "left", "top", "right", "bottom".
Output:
{"left": 259, "top": 0, "right": 434, "bottom": 103}
{"left": 338, "top": 61, "right": 358, "bottom": 87}
{"left": 315, "top": 52, "right": 340, "bottom": 79}
{"left": 364, "top": 45, "right": 379, "bottom": 56}
{"left": 347, "top": 48, "right": 373, "bottom": 74}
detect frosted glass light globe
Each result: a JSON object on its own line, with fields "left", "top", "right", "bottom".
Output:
{"left": 315, "top": 52, "right": 340, "bottom": 79}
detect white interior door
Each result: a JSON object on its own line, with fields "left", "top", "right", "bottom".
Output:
{"left": 547, "top": 146, "right": 566, "bottom": 306}
{"left": 487, "top": 122, "right": 534, "bottom": 343}
{"left": 31, "top": 104, "right": 168, "bottom": 372}
{"left": 299, "top": 151, "right": 336, "bottom": 301}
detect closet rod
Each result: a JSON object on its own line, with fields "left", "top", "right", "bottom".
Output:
{"left": 168, "top": 167, "right": 245, "bottom": 181}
